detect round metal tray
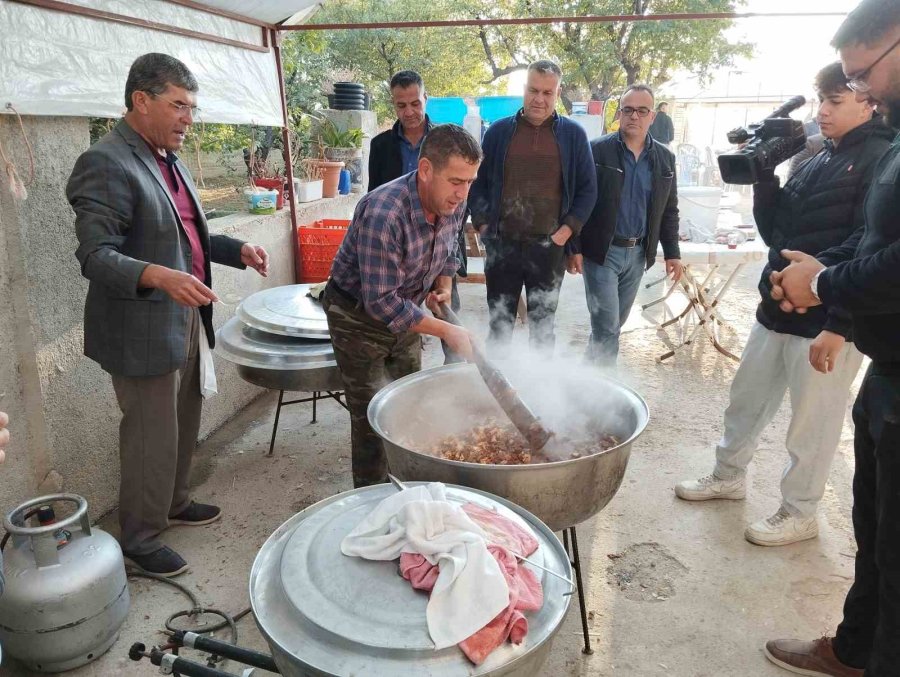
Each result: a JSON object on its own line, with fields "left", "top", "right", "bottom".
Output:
{"left": 215, "top": 316, "right": 336, "bottom": 371}
{"left": 236, "top": 284, "right": 330, "bottom": 338}
{"left": 250, "top": 483, "right": 572, "bottom": 677}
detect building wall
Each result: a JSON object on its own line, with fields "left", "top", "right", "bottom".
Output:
{"left": 0, "top": 115, "right": 358, "bottom": 519}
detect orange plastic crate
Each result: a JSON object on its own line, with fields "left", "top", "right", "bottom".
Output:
{"left": 297, "top": 219, "right": 350, "bottom": 283}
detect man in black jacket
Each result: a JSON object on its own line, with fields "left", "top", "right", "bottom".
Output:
{"left": 676, "top": 61, "right": 890, "bottom": 549}
{"left": 765, "top": 1, "right": 900, "bottom": 674}
{"left": 368, "top": 70, "right": 432, "bottom": 192}
{"left": 572, "top": 83, "right": 682, "bottom": 365}
{"left": 367, "top": 70, "right": 466, "bottom": 362}
{"left": 648, "top": 101, "right": 675, "bottom": 145}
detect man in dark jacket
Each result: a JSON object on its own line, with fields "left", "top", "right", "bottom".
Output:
{"left": 368, "top": 71, "right": 467, "bottom": 363}
{"left": 766, "top": 1, "right": 900, "bottom": 673}
{"left": 368, "top": 70, "right": 432, "bottom": 192}
{"left": 648, "top": 101, "right": 675, "bottom": 145}
{"left": 572, "top": 84, "right": 682, "bottom": 365}
{"left": 469, "top": 60, "right": 597, "bottom": 354}
{"left": 676, "top": 61, "right": 890, "bottom": 549}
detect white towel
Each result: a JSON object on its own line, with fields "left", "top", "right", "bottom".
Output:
{"left": 341, "top": 483, "right": 509, "bottom": 649}
{"left": 199, "top": 326, "right": 217, "bottom": 400}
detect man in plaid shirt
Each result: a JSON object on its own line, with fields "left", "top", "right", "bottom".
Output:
{"left": 323, "top": 124, "right": 482, "bottom": 487}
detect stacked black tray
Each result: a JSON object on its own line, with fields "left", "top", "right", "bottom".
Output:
{"left": 329, "top": 82, "right": 368, "bottom": 110}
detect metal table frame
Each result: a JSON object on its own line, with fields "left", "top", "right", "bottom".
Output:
{"left": 643, "top": 241, "right": 768, "bottom": 363}
{"left": 643, "top": 262, "right": 745, "bottom": 362}
{"left": 267, "top": 390, "right": 349, "bottom": 456}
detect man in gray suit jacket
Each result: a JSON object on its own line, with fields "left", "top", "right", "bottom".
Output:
{"left": 67, "top": 53, "right": 269, "bottom": 577}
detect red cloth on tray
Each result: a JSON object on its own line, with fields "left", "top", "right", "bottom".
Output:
{"left": 399, "top": 503, "right": 544, "bottom": 665}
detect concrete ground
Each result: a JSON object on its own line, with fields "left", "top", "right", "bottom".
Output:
{"left": 1, "top": 257, "right": 862, "bottom": 677}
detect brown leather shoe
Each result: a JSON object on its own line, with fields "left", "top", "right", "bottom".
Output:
{"left": 764, "top": 637, "right": 864, "bottom": 677}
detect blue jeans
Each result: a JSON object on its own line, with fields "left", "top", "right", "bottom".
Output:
{"left": 583, "top": 245, "right": 646, "bottom": 365}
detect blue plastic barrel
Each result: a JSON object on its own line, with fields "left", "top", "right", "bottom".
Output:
{"left": 475, "top": 96, "right": 523, "bottom": 123}
{"left": 425, "top": 97, "right": 468, "bottom": 125}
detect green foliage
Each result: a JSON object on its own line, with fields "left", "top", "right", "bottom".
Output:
{"left": 297, "top": 0, "right": 753, "bottom": 119}
{"left": 281, "top": 30, "right": 331, "bottom": 114}
{"left": 305, "top": 0, "right": 508, "bottom": 122}
{"left": 89, "top": 118, "right": 116, "bottom": 145}
{"left": 167, "top": 1, "right": 755, "bottom": 154}
{"left": 317, "top": 118, "right": 364, "bottom": 149}
{"left": 505, "top": 0, "right": 753, "bottom": 108}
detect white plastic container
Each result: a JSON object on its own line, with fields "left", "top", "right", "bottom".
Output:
{"left": 293, "top": 178, "right": 323, "bottom": 203}
{"left": 463, "top": 102, "right": 482, "bottom": 145}
{"left": 678, "top": 186, "right": 722, "bottom": 241}
{"left": 244, "top": 188, "right": 279, "bottom": 215}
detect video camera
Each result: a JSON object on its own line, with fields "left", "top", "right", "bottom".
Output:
{"left": 717, "top": 95, "right": 808, "bottom": 185}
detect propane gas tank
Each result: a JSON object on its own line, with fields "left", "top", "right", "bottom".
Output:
{"left": 0, "top": 494, "right": 129, "bottom": 672}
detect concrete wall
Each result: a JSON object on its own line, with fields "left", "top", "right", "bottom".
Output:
{"left": 0, "top": 114, "right": 358, "bottom": 520}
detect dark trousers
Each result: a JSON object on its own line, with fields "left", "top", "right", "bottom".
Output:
{"left": 484, "top": 236, "right": 566, "bottom": 354}
{"left": 833, "top": 364, "right": 900, "bottom": 675}
{"left": 111, "top": 310, "right": 201, "bottom": 556}
{"left": 322, "top": 287, "right": 421, "bottom": 488}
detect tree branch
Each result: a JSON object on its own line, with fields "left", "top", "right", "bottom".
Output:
{"left": 477, "top": 23, "right": 529, "bottom": 82}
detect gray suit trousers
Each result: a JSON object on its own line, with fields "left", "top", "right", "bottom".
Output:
{"left": 111, "top": 310, "right": 201, "bottom": 555}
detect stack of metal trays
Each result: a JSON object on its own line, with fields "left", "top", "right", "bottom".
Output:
{"left": 216, "top": 284, "right": 343, "bottom": 392}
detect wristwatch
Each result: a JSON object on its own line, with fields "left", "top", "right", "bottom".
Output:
{"left": 810, "top": 269, "right": 824, "bottom": 300}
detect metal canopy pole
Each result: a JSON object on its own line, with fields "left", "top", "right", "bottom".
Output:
{"left": 278, "top": 11, "right": 847, "bottom": 31}
{"left": 271, "top": 28, "right": 302, "bottom": 284}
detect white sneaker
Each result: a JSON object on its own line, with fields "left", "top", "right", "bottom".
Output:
{"left": 674, "top": 474, "right": 746, "bottom": 501}
{"left": 745, "top": 508, "right": 818, "bottom": 546}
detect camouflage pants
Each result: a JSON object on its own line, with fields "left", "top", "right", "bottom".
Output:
{"left": 322, "top": 286, "right": 421, "bottom": 488}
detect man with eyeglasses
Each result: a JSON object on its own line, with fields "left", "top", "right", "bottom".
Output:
{"left": 67, "top": 53, "right": 270, "bottom": 577}
{"left": 571, "top": 84, "right": 683, "bottom": 366}
{"left": 763, "top": 1, "right": 900, "bottom": 674}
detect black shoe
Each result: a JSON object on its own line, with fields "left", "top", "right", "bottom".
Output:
{"left": 169, "top": 501, "right": 222, "bottom": 526}
{"left": 125, "top": 546, "right": 189, "bottom": 578}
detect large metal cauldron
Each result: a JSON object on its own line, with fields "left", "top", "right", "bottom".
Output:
{"left": 369, "top": 363, "right": 649, "bottom": 531}
{"left": 249, "top": 483, "right": 571, "bottom": 676}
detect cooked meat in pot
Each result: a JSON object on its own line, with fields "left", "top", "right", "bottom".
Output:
{"left": 433, "top": 420, "right": 619, "bottom": 465}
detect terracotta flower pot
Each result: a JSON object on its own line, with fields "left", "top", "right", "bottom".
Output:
{"left": 311, "top": 160, "right": 344, "bottom": 198}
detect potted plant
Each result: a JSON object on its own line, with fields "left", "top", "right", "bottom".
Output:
{"left": 317, "top": 118, "right": 364, "bottom": 192}
{"left": 318, "top": 118, "right": 364, "bottom": 164}
{"left": 288, "top": 113, "right": 327, "bottom": 202}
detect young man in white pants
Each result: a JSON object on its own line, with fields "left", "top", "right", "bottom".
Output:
{"left": 675, "top": 62, "right": 892, "bottom": 546}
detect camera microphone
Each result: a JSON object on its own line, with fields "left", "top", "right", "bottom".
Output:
{"left": 769, "top": 95, "right": 807, "bottom": 120}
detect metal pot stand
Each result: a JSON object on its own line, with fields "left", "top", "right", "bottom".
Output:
{"left": 217, "top": 285, "right": 350, "bottom": 456}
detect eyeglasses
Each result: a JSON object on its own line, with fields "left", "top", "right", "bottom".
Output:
{"left": 847, "top": 35, "right": 900, "bottom": 93}
{"left": 148, "top": 92, "right": 201, "bottom": 117}
{"left": 620, "top": 106, "right": 652, "bottom": 118}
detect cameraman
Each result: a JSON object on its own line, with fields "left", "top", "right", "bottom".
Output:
{"left": 675, "top": 62, "right": 892, "bottom": 547}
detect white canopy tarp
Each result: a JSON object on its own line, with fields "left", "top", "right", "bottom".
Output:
{"left": 198, "top": 0, "right": 319, "bottom": 25}
{"left": 0, "top": 0, "right": 316, "bottom": 125}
